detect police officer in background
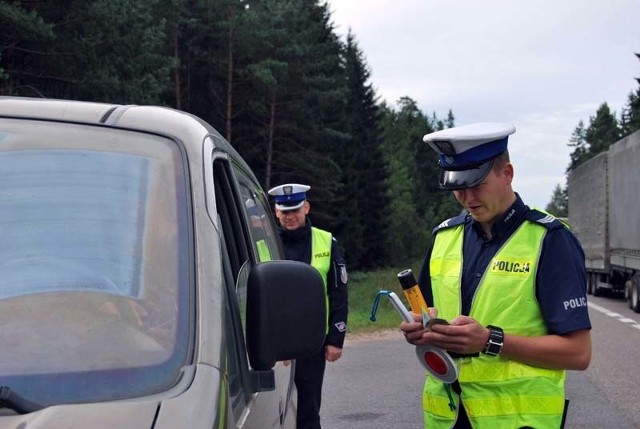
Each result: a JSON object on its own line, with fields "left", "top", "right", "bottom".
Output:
{"left": 268, "top": 183, "right": 348, "bottom": 429}
{"left": 401, "top": 123, "right": 592, "bottom": 429}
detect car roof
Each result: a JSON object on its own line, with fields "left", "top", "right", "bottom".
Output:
{"left": 0, "top": 96, "right": 122, "bottom": 123}
{"left": 0, "top": 96, "right": 257, "bottom": 182}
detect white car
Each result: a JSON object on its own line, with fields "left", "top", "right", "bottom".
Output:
{"left": 0, "top": 97, "right": 326, "bottom": 428}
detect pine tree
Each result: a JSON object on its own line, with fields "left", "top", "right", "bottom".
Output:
{"left": 1, "top": 0, "right": 174, "bottom": 102}
{"left": 289, "top": 0, "right": 349, "bottom": 232}
{"left": 621, "top": 52, "right": 640, "bottom": 136}
{"left": 0, "top": 1, "right": 56, "bottom": 95}
{"left": 584, "top": 102, "right": 621, "bottom": 156}
{"left": 380, "top": 98, "right": 456, "bottom": 265}
{"left": 566, "top": 120, "right": 589, "bottom": 172}
{"left": 380, "top": 101, "right": 428, "bottom": 265}
{"left": 545, "top": 184, "right": 568, "bottom": 217}
{"left": 445, "top": 110, "right": 455, "bottom": 128}
{"left": 227, "top": 0, "right": 348, "bottom": 232}
{"left": 339, "top": 31, "right": 387, "bottom": 269}
{"left": 379, "top": 97, "right": 461, "bottom": 265}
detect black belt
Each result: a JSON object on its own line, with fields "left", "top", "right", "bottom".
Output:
{"left": 449, "top": 351, "right": 479, "bottom": 359}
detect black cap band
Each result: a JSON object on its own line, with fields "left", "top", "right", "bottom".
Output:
{"left": 439, "top": 159, "right": 494, "bottom": 190}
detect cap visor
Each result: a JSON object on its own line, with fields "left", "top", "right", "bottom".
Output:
{"left": 275, "top": 200, "right": 305, "bottom": 211}
{"left": 439, "top": 160, "right": 493, "bottom": 190}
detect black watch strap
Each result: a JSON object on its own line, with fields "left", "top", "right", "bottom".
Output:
{"left": 482, "top": 325, "right": 504, "bottom": 356}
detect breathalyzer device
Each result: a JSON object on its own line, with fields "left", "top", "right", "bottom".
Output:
{"left": 370, "top": 290, "right": 459, "bottom": 383}
{"left": 397, "top": 268, "right": 449, "bottom": 331}
{"left": 397, "top": 269, "right": 428, "bottom": 313}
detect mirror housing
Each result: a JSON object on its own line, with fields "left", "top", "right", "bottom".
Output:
{"left": 246, "top": 260, "right": 326, "bottom": 371}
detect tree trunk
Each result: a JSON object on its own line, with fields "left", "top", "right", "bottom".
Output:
{"left": 225, "top": 26, "right": 234, "bottom": 143}
{"left": 173, "top": 35, "right": 181, "bottom": 110}
{"left": 265, "top": 90, "right": 277, "bottom": 190}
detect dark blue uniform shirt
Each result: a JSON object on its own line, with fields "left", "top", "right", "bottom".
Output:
{"left": 418, "top": 194, "right": 591, "bottom": 335}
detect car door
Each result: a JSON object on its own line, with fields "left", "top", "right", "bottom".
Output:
{"left": 211, "top": 152, "right": 292, "bottom": 428}
{"left": 232, "top": 164, "right": 297, "bottom": 429}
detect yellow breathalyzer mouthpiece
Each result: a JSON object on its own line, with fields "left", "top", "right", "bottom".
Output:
{"left": 397, "top": 269, "right": 429, "bottom": 313}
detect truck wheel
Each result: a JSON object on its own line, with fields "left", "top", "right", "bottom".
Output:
{"left": 587, "top": 273, "right": 593, "bottom": 295}
{"left": 626, "top": 280, "right": 633, "bottom": 309}
{"left": 632, "top": 278, "right": 640, "bottom": 313}
{"left": 593, "top": 273, "right": 602, "bottom": 297}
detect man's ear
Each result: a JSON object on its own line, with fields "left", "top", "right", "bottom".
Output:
{"left": 303, "top": 201, "right": 311, "bottom": 215}
{"left": 503, "top": 162, "right": 514, "bottom": 184}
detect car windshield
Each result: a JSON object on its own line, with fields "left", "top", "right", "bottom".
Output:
{"left": 0, "top": 119, "right": 191, "bottom": 406}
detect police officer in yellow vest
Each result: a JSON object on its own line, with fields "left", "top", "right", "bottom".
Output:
{"left": 245, "top": 198, "right": 273, "bottom": 262}
{"left": 268, "top": 183, "right": 348, "bottom": 429}
{"left": 400, "top": 123, "right": 592, "bottom": 429}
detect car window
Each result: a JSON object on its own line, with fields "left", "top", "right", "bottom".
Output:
{"left": 232, "top": 166, "right": 299, "bottom": 426}
{"left": 233, "top": 166, "right": 284, "bottom": 333}
{"left": 0, "top": 150, "right": 147, "bottom": 299}
{"left": 234, "top": 167, "right": 281, "bottom": 264}
{"left": 0, "top": 119, "right": 192, "bottom": 406}
{"left": 212, "top": 155, "right": 289, "bottom": 421}
{"left": 212, "top": 157, "right": 253, "bottom": 416}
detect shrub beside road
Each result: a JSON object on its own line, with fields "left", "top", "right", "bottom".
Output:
{"left": 346, "top": 262, "right": 423, "bottom": 334}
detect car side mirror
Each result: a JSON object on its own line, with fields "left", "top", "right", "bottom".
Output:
{"left": 246, "top": 260, "right": 326, "bottom": 371}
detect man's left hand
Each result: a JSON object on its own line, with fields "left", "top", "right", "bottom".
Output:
{"left": 325, "top": 345, "right": 342, "bottom": 362}
{"left": 427, "top": 315, "right": 489, "bottom": 354}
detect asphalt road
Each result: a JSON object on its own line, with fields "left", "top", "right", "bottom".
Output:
{"left": 321, "top": 293, "right": 640, "bottom": 429}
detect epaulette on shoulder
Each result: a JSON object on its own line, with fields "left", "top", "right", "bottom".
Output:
{"left": 526, "top": 209, "right": 566, "bottom": 230}
{"left": 433, "top": 213, "right": 467, "bottom": 235}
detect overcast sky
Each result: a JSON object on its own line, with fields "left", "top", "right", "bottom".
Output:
{"left": 326, "top": 0, "right": 640, "bottom": 208}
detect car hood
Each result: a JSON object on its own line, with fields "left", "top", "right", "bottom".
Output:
{"left": 0, "top": 400, "right": 159, "bottom": 429}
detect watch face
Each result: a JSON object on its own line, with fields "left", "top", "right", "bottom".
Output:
{"left": 484, "top": 326, "right": 504, "bottom": 355}
{"left": 486, "top": 342, "right": 501, "bottom": 355}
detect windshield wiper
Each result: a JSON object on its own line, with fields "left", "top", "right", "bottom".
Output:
{"left": 0, "top": 386, "right": 43, "bottom": 414}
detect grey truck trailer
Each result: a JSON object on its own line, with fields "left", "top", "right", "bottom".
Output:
{"left": 568, "top": 129, "right": 640, "bottom": 311}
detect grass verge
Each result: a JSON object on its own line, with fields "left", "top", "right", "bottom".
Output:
{"left": 346, "top": 262, "right": 423, "bottom": 335}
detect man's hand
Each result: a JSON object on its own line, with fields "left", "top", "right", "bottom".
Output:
{"left": 425, "top": 315, "right": 489, "bottom": 354}
{"left": 400, "top": 310, "right": 489, "bottom": 355}
{"left": 400, "top": 311, "right": 429, "bottom": 344}
{"left": 325, "top": 345, "right": 342, "bottom": 362}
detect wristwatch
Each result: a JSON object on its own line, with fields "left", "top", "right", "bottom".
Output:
{"left": 482, "top": 325, "right": 504, "bottom": 356}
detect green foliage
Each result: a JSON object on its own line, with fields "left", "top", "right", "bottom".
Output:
{"left": 0, "top": 0, "right": 174, "bottom": 101}
{"left": 346, "top": 263, "right": 423, "bottom": 333}
{"left": 380, "top": 100, "right": 428, "bottom": 265}
{"left": 380, "top": 98, "right": 459, "bottom": 266}
{"left": 0, "top": 0, "right": 457, "bottom": 271}
{"left": 566, "top": 103, "right": 620, "bottom": 174}
{"left": 0, "top": 0, "right": 55, "bottom": 95}
{"left": 621, "top": 86, "right": 640, "bottom": 136}
{"left": 224, "top": 0, "right": 350, "bottom": 238}
{"left": 545, "top": 184, "right": 568, "bottom": 217}
{"left": 565, "top": 51, "right": 639, "bottom": 179}
{"left": 585, "top": 103, "right": 621, "bottom": 155}
{"left": 561, "top": 50, "right": 638, "bottom": 211}
{"left": 337, "top": 31, "right": 387, "bottom": 269}
{"left": 564, "top": 104, "right": 621, "bottom": 210}
{"left": 566, "top": 120, "right": 588, "bottom": 172}
{"left": 0, "top": 1, "right": 54, "bottom": 41}
{"left": 621, "top": 53, "right": 640, "bottom": 136}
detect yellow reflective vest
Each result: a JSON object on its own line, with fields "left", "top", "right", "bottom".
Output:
{"left": 311, "top": 227, "right": 332, "bottom": 332}
{"left": 426, "top": 219, "right": 566, "bottom": 429}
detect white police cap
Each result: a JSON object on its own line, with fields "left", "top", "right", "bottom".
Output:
{"left": 423, "top": 123, "right": 516, "bottom": 190}
{"left": 268, "top": 183, "right": 310, "bottom": 211}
